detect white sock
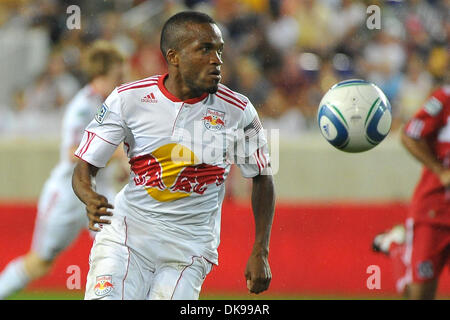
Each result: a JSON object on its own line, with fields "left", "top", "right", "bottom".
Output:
{"left": 0, "top": 257, "right": 31, "bottom": 300}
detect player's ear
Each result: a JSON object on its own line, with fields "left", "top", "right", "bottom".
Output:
{"left": 166, "top": 49, "right": 179, "bottom": 67}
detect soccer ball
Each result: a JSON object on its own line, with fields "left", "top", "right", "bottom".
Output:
{"left": 317, "top": 79, "right": 392, "bottom": 153}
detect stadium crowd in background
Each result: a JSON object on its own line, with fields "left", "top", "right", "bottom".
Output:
{"left": 0, "top": 0, "right": 448, "bottom": 138}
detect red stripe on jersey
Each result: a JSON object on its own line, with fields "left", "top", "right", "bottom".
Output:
{"left": 257, "top": 148, "right": 265, "bottom": 168}
{"left": 118, "top": 82, "right": 158, "bottom": 93}
{"left": 118, "top": 76, "right": 160, "bottom": 91}
{"left": 217, "top": 88, "right": 247, "bottom": 109}
{"left": 219, "top": 84, "right": 238, "bottom": 96}
{"left": 255, "top": 147, "right": 270, "bottom": 173}
{"left": 254, "top": 153, "right": 262, "bottom": 174}
{"left": 85, "top": 130, "right": 118, "bottom": 146}
{"left": 77, "top": 131, "right": 95, "bottom": 158}
{"left": 259, "top": 148, "right": 267, "bottom": 169}
{"left": 82, "top": 132, "right": 96, "bottom": 158}
{"left": 216, "top": 92, "right": 245, "bottom": 111}
{"left": 118, "top": 78, "right": 158, "bottom": 92}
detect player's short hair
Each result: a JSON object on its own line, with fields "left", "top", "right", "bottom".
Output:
{"left": 160, "top": 11, "right": 216, "bottom": 61}
{"left": 83, "top": 40, "right": 124, "bottom": 81}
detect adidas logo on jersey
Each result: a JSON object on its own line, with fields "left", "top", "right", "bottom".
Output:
{"left": 141, "top": 92, "right": 157, "bottom": 103}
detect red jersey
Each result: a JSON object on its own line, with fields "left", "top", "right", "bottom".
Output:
{"left": 404, "top": 85, "right": 450, "bottom": 226}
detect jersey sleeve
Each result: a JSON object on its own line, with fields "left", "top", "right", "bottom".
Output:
{"left": 75, "top": 88, "right": 126, "bottom": 168}
{"left": 234, "top": 100, "right": 271, "bottom": 178}
{"left": 403, "top": 89, "right": 446, "bottom": 139}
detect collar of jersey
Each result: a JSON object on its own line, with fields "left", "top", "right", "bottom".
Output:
{"left": 158, "top": 73, "right": 208, "bottom": 104}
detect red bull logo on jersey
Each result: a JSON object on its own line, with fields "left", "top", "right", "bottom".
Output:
{"left": 130, "top": 143, "right": 226, "bottom": 202}
{"left": 170, "top": 164, "right": 225, "bottom": 194}
{"left": 94, "top": 275, "right": 113, "bottom": 296}
{"left": 202, "top": 108, "right": 225, "bottom": 131}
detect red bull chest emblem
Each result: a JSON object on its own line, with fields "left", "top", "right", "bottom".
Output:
{"left": 130, "top": 143, "right": 226, "bottom": 202}
{"left": 202, "top": 108, "right": 225, "bottom": 131}
{"left": 94, "top": 275, "right": 113, "bottom": 296}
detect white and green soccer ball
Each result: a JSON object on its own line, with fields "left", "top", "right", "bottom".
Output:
{"left": 317, "top": 79, "right": 392, "bottom": 153}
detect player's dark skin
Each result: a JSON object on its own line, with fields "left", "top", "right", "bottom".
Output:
{"left": 72, "top": 21, "right": 275, "bottom": 295}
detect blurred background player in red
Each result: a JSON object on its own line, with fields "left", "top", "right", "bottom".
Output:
{"left": 0, "top": 40, "right": 127, "bottom": 300}
{"left": 373, "top": 73, "right": 450, "bottom": 299}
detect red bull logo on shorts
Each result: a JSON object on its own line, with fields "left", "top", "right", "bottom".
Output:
{"left": 202, "top": 108, "right": 225, "bottom": 131}
{"left": 94, "top": 275, "right": 114, "bottom": 296}
{"left": 130, "top": 143, "right": 226, "bottom": 202}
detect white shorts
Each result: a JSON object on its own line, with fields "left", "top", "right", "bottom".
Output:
{"left": 84, "top": 199, "right": 214, "bottom": 300}
{"left": 31, "top": 175, "right": 115, "bottom": 261}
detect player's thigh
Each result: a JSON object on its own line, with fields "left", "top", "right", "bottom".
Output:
{"left": 148, "top": 256, "right": 213, "bottom": 300}
{"left": 31, "top": 184, "right": 86, "bottom": 261}
{"left": 85, "top": 216, "right": 153, "bottom": 300}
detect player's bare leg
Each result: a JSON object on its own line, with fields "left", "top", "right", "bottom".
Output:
{"left": 23, "top": 251, "right": 54, "bottom": 279}
{"left": 0, "top": 251, "right": 53, "bottom": 299}
{"left": 407, "top": 280, "right": 438, "bottom": 300}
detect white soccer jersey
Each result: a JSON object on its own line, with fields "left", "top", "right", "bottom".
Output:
{"left": 75, "top": 74, "right": 270, "bottom": 264}
{"left": 50, "top": 85, "right": 115, "bottom": 194}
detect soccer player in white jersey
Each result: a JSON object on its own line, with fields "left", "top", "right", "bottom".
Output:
{"left": 72, "top": 11, "right": 275, "bottom": 300}
{"left": 0, "top": 41, "right": 126, "bottom": 299}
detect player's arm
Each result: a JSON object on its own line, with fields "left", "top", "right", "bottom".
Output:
{"left": 235, "top": 97, "right": 275, "bottom": 294}
{"left": 71, "top": 89, "right": 125, "bottom": 231}
{"left": 72, "top": 159, "right": 113, "bottom": 232}
{"left": 401, "top": 88, "right": 450, "bottom": 186}
{"left": 401, "top": 131, "right": 450, "bottom": 187}
{"left": 245, "top": 173, "right": 275, "bottom": 294}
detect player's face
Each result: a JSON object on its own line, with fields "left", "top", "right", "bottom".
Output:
{"left": 177, "top": 23, "right": 224, "bottom": 94}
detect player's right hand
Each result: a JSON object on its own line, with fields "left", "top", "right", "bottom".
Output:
{"left": 244, "top": 252, "right": 272, "bottom": 294}
{"left": 85, "top": 194, "right": 114, "bottom": 232}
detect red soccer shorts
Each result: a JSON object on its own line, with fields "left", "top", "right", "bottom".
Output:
{"left": 392, "top": 218, "right": 450, "bottom": 292}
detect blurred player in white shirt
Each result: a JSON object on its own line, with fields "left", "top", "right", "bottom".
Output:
{"left": 0, "top": 41, "right": 126, "bottom": 299}
{"left": 72, "top": 11, "right": 275, "bottom": 300}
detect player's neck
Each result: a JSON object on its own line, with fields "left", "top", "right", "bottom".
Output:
{"left": 164, "top": 73, "right": 204, "bottom": 101}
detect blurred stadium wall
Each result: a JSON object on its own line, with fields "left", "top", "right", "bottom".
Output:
{"left": 0, "top": 132, "right": 422, "bottom": 201}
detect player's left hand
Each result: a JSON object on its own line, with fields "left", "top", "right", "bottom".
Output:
{"left": 244, "top": 252, "right": 271, "bottom": 294}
